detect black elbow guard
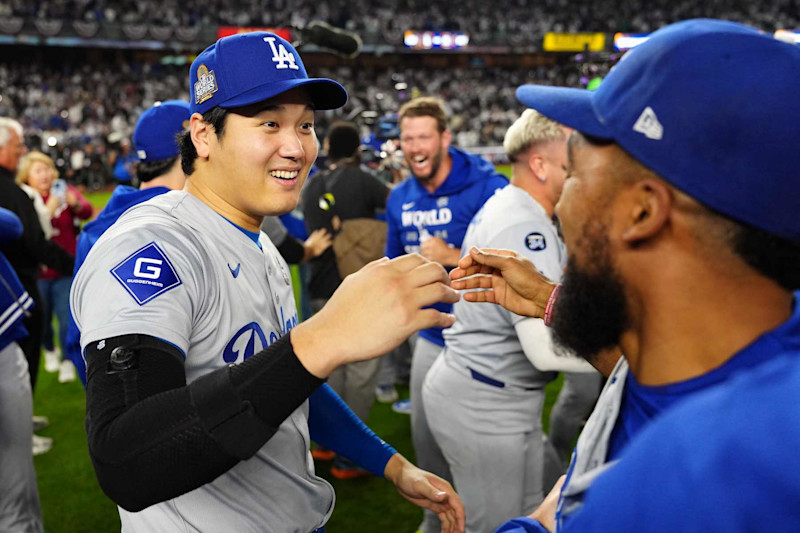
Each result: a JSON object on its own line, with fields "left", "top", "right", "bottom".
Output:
{"left": 189, "top": 366, "right": 276, "bottom": 460}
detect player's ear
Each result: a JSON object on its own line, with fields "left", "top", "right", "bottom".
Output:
{"left": 527, "top": 152, "right": 546, "bottom": 183}
{"left": 620, "top": 177, "right": 671, "bottom": 244}
{"left": 441, "top": 128, "right": 452, "bottom": 149}
{"left": 190, "top": 113, "right": 211, "bottom": 160}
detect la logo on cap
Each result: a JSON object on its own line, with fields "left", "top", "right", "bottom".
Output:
{"left": 263, "top": 36, "right": 299, "bottom": 70}
{"left": 195, "top": 64, "right": 218, "bottom": 105}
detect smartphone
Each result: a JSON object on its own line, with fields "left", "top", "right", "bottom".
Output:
{"left": 51, "top": 180, "right": 67, "bottom": 198}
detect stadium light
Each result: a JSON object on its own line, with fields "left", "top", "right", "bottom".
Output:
{"left": 613, "top": 33, "right": 651, "bottom": 51}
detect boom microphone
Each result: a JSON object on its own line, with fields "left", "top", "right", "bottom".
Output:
{"left": 301, "top": 21, "right": 362, "bottom": 58}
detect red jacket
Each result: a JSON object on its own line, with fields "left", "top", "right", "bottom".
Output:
{"left": 40, "top": 185, "right": 92, "bottom": 280}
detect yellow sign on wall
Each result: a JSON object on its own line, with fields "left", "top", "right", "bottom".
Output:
{"left": 543, "top": 32, "right": 606, "bottom": 52}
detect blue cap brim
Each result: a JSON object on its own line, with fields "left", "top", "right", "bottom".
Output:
{"left": 516, "top": 85, "right": 611, "bottom": 140}
{"left": 219, "top": 77, "right": 348, "bottom": 111}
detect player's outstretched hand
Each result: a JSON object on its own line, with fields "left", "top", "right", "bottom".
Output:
{"left": 291, "top": 254, "right": 459, "bottom": 378}
{"left": 528, "top": 475, "right": 566, "bottom": 532}
{"left": 449, "top": 247, "right": 557, "bottom": 318}
{"left": 384, "top": 454, "right": 465, "bottom": 533}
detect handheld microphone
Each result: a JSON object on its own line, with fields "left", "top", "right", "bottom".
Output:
{"left": 300, "top": 21, "right": 362, "bottom": 58}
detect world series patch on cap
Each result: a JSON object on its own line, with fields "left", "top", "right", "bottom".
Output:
{"left": 515, "top": 19, "right": 800, "bottom": 240}
{"left": 189, "top": 31, "right": 348, "bottom": 114}
{"left": 133, "top": 100, "right": 191, "bottom": 162}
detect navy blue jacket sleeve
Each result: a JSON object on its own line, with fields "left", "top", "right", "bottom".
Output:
{"left": 307, "top": 383, "right": 397, "bottom": 476}
{"left": 494, "top": 517, "right": 550, "bottom": 533}
{"left": 384, "top": 192, "right": 405, "bottom": 259}
{"left": 0, "top": 207, "right": 23, "bottom": 245}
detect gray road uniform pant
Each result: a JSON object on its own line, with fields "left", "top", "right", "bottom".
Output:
{"left": 410, "top": 336, "right": 453, "bottom": 533}
{"left": 0, "top": 342, "right": 43, "bottom": 533}
{"left": 424, "top": 350, "right": 547, "bottom": 532}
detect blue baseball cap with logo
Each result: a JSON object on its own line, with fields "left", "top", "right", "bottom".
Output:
{"left": 516, "top": 19, "right": 800, "bottom": 240}
{"left": 189, "top": 31, "right": 348, "bottom": 114}
{"left": 133, "top": 100, "right": 191, "bottom": 162}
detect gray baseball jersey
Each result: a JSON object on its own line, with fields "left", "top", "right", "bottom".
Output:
{"left": 424, "top": 185, "right": 568, "bottom": 531}
{"left": 443, "top": 184, "right": 566, "bottom": 389}
{"left": 71, "top": 191, "right": 334, "bottom": 533}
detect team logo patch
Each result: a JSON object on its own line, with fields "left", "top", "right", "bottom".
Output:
{"left": 110, "top": 242, "right": 182, "bottom": 305}
{"left": 194, "top": 64, "right": 218, "bottom": 105}
{"left": 525, "top": 232, "right": 547, "bottom": 251}
{"left": 437, "top": 196, "right": 449, "bottom": 207}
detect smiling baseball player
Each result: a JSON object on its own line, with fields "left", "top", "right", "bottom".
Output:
{"left": 71, "top": 32, "right": 463, "bottom": 533}
{"left": 422, "top": 109, "right": 597, "bottom": 532}
{"left": 386, "top": 96, "right": 509, "bottom": 533}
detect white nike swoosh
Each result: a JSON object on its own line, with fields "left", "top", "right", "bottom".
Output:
{"left": 402, "top": 202, "right": 415, "bottom": 210}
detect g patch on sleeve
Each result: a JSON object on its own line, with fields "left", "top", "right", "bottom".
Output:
{"left": 525, "top": 232, "right": 547, "bottom": 251}
{"left": 110, "top": 242, "right": 182, "bottom": 305}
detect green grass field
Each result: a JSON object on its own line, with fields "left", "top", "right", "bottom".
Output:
{"left": 32, "top": 185, "right": 563, "bottom": 532}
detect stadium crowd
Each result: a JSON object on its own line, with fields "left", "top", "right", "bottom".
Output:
{"left": 0, "top": 58, "right": 579, "bottom": 188}
{"left": 3, "top": 0, "right": 798, "bottom": 47}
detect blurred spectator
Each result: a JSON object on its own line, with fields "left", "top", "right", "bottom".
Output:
{"left": 16, "top": 151, "right": 91, "bottom": 384}
{"left": 0, "top": 118, "right": 73, "bottom": 456}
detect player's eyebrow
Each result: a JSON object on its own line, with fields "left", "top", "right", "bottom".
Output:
{"left": 254, "top": 103, "right": 315, "bottom": 114}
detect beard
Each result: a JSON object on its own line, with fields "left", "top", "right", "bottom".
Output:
{"left": 550, "top": 226, "right": 630, "bottom": 365}
{"left": 409, "top": 146, "right": 444, "bottom": 183}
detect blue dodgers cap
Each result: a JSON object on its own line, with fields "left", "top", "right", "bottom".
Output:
{"left": 516, "top": 19, "right": 800, "bottom": 240}
{"left": 189, "top": 31, "right": 347, "bottom": 114}
{"left": 133, "top": 100, "right": 191, "bottom": 162}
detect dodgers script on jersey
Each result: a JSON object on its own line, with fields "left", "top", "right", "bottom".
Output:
{"left": 71, "top": 191, "right": 334, "bottom": 533}
{"left": 444, "top": 185, "right": 566, "bottom": 389}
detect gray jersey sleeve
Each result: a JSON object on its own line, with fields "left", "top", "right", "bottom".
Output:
{"left": 71, "top": 219, "right": 211, "bottom": 355}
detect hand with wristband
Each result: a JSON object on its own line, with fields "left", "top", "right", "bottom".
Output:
{"left": 449, "top": 246, "right": 560, "bottom": 320}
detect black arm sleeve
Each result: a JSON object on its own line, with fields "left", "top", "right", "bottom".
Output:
{"left": 276, "top": 235, "right": 305, "bottom": 264}
{"left": 85, "top": 333, "right": 324, "bottom": 512}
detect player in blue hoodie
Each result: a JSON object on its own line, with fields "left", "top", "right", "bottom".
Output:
{"left": 65, "top": 100, "right": 190, "bottom": 385}
{"left": 0, "top": 207, "right": 43, "bottom": 532}
{"left": 386, "top": 96, "right": 508, "bottom": 533}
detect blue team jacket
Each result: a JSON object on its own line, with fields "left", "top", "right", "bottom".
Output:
{"left": 385, "top": 146, "right": 508, "bottom": 346}
{"left": 0, "top": 208, "right": 33, "bottom": 352}
{"left": 497, "top": 294, "right": 800, "bottom": 533}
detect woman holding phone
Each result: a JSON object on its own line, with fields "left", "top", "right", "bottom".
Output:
{"left": 17, "top": 151, "right": 92, "bottom": 383}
